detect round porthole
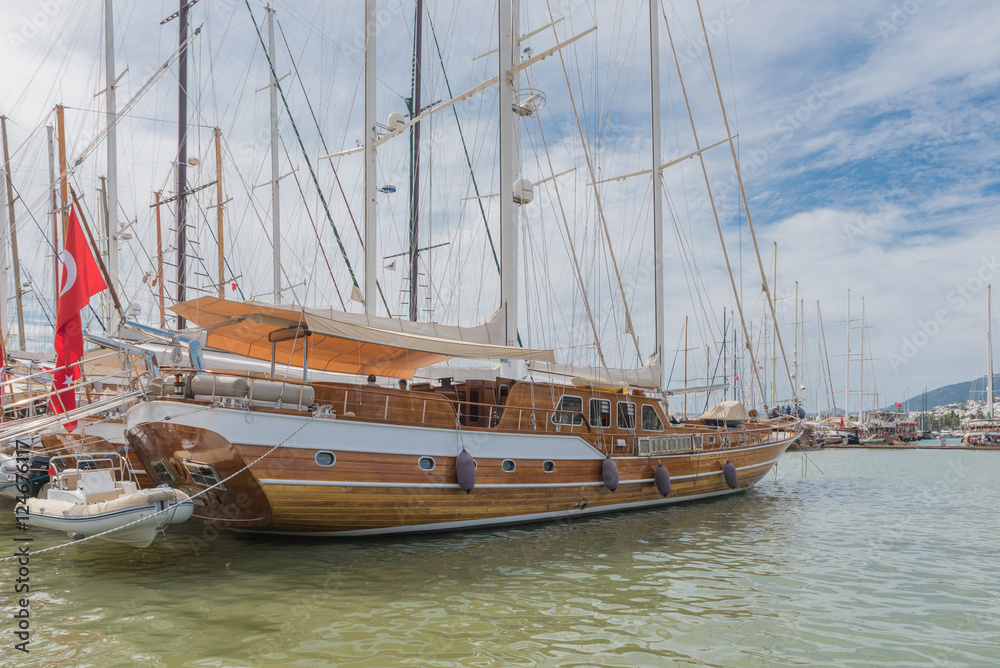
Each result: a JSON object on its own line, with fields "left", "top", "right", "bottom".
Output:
{"left": 542, "top": 460, "right": 555, "bottom": 473}
{"left": 314, "top": 451, "right": 336, "bottom": 467}
{"left": 418, "top": 456, "right": 436, "bottom": 471}
{"left": 501, "top": 459, "right": 516, "bottom": 473}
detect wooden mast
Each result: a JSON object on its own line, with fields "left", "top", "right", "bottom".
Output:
{"left": 0, "top": 116, "right": 25, "bottom": 350}
{"left": 56, "top": 105, "right": 68, "bottom": 236}
{"left": 47, "top": 124, "right": 58, "bottom": 308}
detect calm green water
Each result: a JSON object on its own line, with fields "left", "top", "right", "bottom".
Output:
{"left": 2, "top": 448, "right": 999, "bottom": 667}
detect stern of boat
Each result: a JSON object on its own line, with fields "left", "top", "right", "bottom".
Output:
{"left": 126, "top": 417, "right": 273, "bottom": 528}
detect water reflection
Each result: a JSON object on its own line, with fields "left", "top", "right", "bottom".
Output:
{"left": 2, "top": 450, "right": 1000, "bottom": 666}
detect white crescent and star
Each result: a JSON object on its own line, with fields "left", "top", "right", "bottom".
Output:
{"left": 59, "top": 250, "right": 77, "bottom": 298}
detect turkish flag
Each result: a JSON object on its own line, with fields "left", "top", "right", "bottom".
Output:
{"left": 49, "top": 206, "right": 106, "bottom": 431}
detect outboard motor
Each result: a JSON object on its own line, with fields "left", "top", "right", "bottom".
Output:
{"left": 26, "top": 454, "right": 51, "bottom": 498}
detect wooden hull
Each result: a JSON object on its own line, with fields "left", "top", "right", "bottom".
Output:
{"left": 126, "top": 399, "right": 796, "bottom": 536}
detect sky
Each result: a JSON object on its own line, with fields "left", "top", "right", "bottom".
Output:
{"left": 0, "top": 0, "right": 997, "bottom": 414}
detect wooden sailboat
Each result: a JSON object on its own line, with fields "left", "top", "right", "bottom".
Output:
{"left": 121, "top": 0, "right": 800, "bottom": 536}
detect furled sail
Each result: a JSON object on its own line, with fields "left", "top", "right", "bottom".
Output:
{"left": 525, "top": 354, "right": 661, "bottom": 390}
{"left": 170, "top": 297, "right": 555, "bottom": 379}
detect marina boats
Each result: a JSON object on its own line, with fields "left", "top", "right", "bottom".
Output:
{"left": 16, "top": 452, "right": 193, "bottom": 547}
{"left": 69, "top": 0, "right": 799, "bottom": 537}
{"left": 964, "top": 285, "right": 999, "bottom": 446}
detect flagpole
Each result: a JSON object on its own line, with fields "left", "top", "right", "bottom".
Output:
{"left": 68, "top": 186, "right": 124, "bottom": 321}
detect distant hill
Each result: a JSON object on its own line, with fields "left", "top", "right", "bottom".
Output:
{"left": 893, "top": 375, "right": 1000, "bottom": 412}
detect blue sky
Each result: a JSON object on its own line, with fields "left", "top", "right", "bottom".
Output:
{"left": 0, "top": 0, "right": 998, "bottom": 413}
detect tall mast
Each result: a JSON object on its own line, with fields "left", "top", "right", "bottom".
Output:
{"left": 859, "top": 295, "right": 866, "bottom": 421}
{"left": 408, "top": 0, "right": 424, "bottom": 321}
{"left": 793, "top": 280, "right": 799, "bottom": 407}
{"left": 499, "top": 0, "right": 519, "bottom": 348}
{"left": 845, "top": 288, "right": 850, "bottom": 423}
{"left": 649, "top": 0, "right": 664, "bottom": 390}
{"left": 56, "top": 105, "right": 68, "bottom": 236}
{"left": 175, "top": 0, "right": 189, "bottom": 329}
{"left": 816, "top": 301, "right": 821, "bottom": 419}
{"left": 268, "top": 5, "right": 280, "bottom": 304}
{"left": 155, "top": 192, "right": 165, "bottom": 327}
{"left": 47, "top": 125, "right": 58, "bottom": 308}
{"left": 0, "top": 116, "right": 25, "bottom": 350}
{"left": 770, "top": 243, "right": 777, "bottom": 407}
{"left": 215, "top": 128, "right": 225, "bottom": 298}
{"left": 0, "top": 137, "right": 6, "bottom": 349}
{"left": 363, "top": 0, "right": 377, "bottom": 315}
{"left": 105, "top": 0, "right": 119, "bottom": 325}
{"left": 988, "top": 284, "right": 994, "bottom": 418}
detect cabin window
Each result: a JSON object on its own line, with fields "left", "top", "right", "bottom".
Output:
{"left": 151, "top": 458, "right": 177, "bottom": 485}
{"left": 418, "top": 456, "right": 435, "bottom": 471}
{"left": 641, "top": 405, "right": 664, "bottom": 431}
{"left": 617, "top": 402, "right": 637, "bottom": 430}
{"left": 501, "top": 459, "right": 516, "bottom": 472}
{"left": 542, "top": 460, "right": 555, "bottom": 473}
{"left": 553, "top": 395, "right": 584, "bottom": 425}
{"left": 708, "top": 436, "right": 715, "bottom": 445}
{"left": 589, "top": 398, "right": 611, "bottom": 428}
{"left": 499, "top": 384, "right": 510, "bottom": 403}
{"left": 314, "top": 451, "right": 336, "bottom": 467}
{"left": 183, "top": 459, "right": 226, "bottom": 491}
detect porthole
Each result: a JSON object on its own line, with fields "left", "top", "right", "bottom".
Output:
{"left": 418, "top": 456, "right": 436, "bottom": 471}
{"left": 314, "top": 451, "right": 336, "bottom": 467}
{"left": 542, "top": 460, "right": 555, "bottom": 473}
{"left": 501, "top": 459, "right": 516, "bottom": 473}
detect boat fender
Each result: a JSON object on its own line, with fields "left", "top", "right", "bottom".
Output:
{"left": 654, "top": 464, "right": 671, "bottom": 497}
{"left": 456, "top": 449, "right": 476, "bottom": 494}
{"left": 723, "top": 460, "right": 738, "bottom": 489}
{"left": 602, "top": 456, "right": 619, "bottom": 493}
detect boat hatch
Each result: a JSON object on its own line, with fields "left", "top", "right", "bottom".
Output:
{"left": 151, "top": 458, "right": 178, "bottom": 486}
{"left": 183, "top": 459, "right": 226, "bottom": 491}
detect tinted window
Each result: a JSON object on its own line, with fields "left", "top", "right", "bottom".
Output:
{"left": 641, "top": 405, "right": 664, "bottom": 431}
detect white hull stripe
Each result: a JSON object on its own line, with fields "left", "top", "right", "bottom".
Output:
{"left": 256, "top": 456, "right": 782, "bottom": 490}
{"left": 233, "top": 486, "right": 749, "bottom": 537}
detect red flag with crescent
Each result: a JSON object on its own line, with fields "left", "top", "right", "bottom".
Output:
{"left": 49, "top": 205, "right": 106, "bottom": 431}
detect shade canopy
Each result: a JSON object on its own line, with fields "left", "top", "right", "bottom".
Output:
{"left": 697, "top": 400, "right": 750, "bottom": 423}
{"left": 171, "top": 297, "right": 555, "bottom": 379}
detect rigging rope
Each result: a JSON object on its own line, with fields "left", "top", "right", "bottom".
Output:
{"left": 242, "top": 1, "right": 361, "bottom": 294}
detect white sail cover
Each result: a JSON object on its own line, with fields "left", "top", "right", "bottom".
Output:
{"left": 697, "top": 400, "right": 750, "bottom": 423}
{"left": 171, "top": 297, "right": 555, "bottom": 378}
{"left": 525, "top": 354, "right": 661, "bottom": 390}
